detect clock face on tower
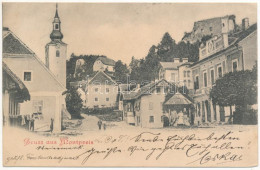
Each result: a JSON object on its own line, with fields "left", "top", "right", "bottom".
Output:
{"left": 56, "top": 44, "right": 61, "bottom": 49}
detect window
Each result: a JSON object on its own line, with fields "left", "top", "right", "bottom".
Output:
{"left": 95, "top": 98, "right": 98, "bottom": 102}
{"left": 106, "top": 88, "right": 109, "bottom": 93}
{"left": 24, "top": 72, "right": 32, "bottom": 81}
{"left": 33, "top": 100, "right": 43, "bottom": 113}
{"left": 232, "top": 60, "right": 238, "bottom": 72}
{"left": 55, "top": 24, "right": 59, "bottom": 29}
{"left": 106, "top": 98, "right": 109, "bottom": 102}
{"left": 164, "top": 87, "right": 169, "bottom": 93}
{"left": 187, "top": 71, "right": 190, "bottom": 77}
{"left": 56, "top": 50, "right": 60, "bottom": 57}
{"left": 149, "top": 102, "right": 153, "bottom": 110}
{"left": 203, "top": 72, "right": 207, "bottom": 87}
{"left": 171, "top": 73, "right": 175, "bottom": 81}
{"left": 156, "top": 87, "right": 161, "bottom": 93}
{"left": 188, "top": 80, "right": 191, "bottom": 87}
{"left": 210, "top": 69, "right": 215, "bottom": 85}
{"left": 209, "top": 27, "right": 213, "bottom": 31}
{"left": 194, "top": 75, "right": 199, "bottom": 90}
{"left": 183, "top": 71, "right": 186, "bottom": 77}
{"left": 217, "top": 66, "right": 222, "bottom": 78}
{"left": 184, "top": 80, "right": 187, "bottom": 86}
{"left": 222, "top": 23, "right": 225, "bottom": 27}
{"left": 95, "top": 88, "right": 99, "bottom": 92}
{"left": 149, "top": 116, "right": 154, "bottom": 123}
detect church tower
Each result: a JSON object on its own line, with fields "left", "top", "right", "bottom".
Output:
{"left": 45, "top": 4, "right": 67, "bottom": 87}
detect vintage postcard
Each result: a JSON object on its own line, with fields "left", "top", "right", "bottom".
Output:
{"left": 2, "top": 2, "right": 258, "bottom": 167}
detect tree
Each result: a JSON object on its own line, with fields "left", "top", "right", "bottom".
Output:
{"left": 114, "top": 60, "right": 130, "bottom": 84}
{"left": 157, "top": 32, "right": 176, "bottom": 61}
{"left": 65, "top": 87, "right": 83, "bottom": 119}
{"left": 210, "top": 69, "right": 257, "bottom": 124}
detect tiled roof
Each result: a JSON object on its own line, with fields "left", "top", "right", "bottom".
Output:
{"left": 164, "top": 92, "right": 192, "bottom": 105}
{"left": 3, "top": 33, "right": 33, "bottom": 54}
{"left": 160, "top": 62, "right": 182, "bottom": 70}
{"left": 123, "top": 79, "right": 172, "bottom": 100}
{"left": 88, "top": 71, "right": 117, "bottom": 85}
{"left": 96, "top": 57, "right": 116, "bottom": 66}
{"left": 192, "top": 23, "right": 257, "bottom": 66}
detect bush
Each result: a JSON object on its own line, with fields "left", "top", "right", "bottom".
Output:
{"left": 65, "top": 87, "right": 83, "bottom": 119}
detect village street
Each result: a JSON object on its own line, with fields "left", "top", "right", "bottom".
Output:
{"left": 53, "top": 113, "right": 258, "bottom": 137}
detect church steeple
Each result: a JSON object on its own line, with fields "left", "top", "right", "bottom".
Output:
{"left": 50, "top": 3, "right": 63, "bottom": 41}
{"left": 55, "top": 3, "right": 59, "bottom": 18}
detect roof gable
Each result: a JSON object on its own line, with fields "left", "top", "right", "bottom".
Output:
{"left": 123, "top": 79, "right": 172, "bottom": 100}
{"left": 164, "top": 92, "right": 192, "bottom": 105}
{"left": 3, "top": 29, "right": 66, "bottom": 90}
{"left": 96, "top": 57, "right": 116, "bottom": 66}
{"left": 160, "top": 62, "right": 181, "bottom": 70}
{"left": 3, "top": 33, "right": 33, "bottom": 55}
{"left": 88, "top": 71, "right": 117, "bottom": 85}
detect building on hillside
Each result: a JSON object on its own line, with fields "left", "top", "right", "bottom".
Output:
{"left": 190, "top": 22, "right": 257, "bottom": 125}
{"left": 3, "top": 62, "right": 30, "bottom": 127}
{"left": 182, "top": 15, "right": 236, "bottom": 43}
{"left": 93, "top": 56, "right": 116, "bottom": 72}
{"left": 159, "top": 58, "right": 194, "bottom": 90}
{"left": 85, "top": 71, "right": 118, "bottom": 109}
{"left": 178, "top": 62, "right": 194, "bottom": 90}
{"left": 2, "top": 5, "right": 68, "bottom": 132}
{"left": 159, "top": 58, "right": 188, "bottom": 82}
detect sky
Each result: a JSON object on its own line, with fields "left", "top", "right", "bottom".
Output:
{"left": 3, "top": 3, "right": 257, "bottom": 64}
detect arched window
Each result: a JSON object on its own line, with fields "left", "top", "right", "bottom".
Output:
{"left": 56, "top": 50, "right": 60, "bottom": 57}
{"left": 55, "top": 24, "right": 59, "bottom": 29}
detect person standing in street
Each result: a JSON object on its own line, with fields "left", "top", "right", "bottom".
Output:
{"left": 98, "top": 119, "right": 102, "bottom": 130}
{"left": 103, "top": 122, "right": 106, "bottom": 130}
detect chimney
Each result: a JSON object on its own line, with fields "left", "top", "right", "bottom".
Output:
{"left": 182, "top": 58, "right": 188, "bottom": 63}
{"left": 242, "top": 18, "right": 249, "bottom": 30}
{"left": 222, "top": 33, "right": 229, "bottom": 48}
{"left": 174, "top": 58, "right": 180, "bottom": 63}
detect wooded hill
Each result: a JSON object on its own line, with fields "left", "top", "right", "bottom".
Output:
{"left": 66, "top": 32, "right": 204, "bottom": 85}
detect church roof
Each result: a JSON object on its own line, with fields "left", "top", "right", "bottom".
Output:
{"left": 96, "top": 57, "right": 116, "bottom": 66}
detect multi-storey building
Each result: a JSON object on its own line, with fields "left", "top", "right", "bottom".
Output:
{"left": 85, "top": 71, "right": 118, "bottom": 109}
{"left": 191, "top": 22, "right": 257, "bottom": 125}
{"left": 121, "top": 19, "right": 257, "bottom": 128}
